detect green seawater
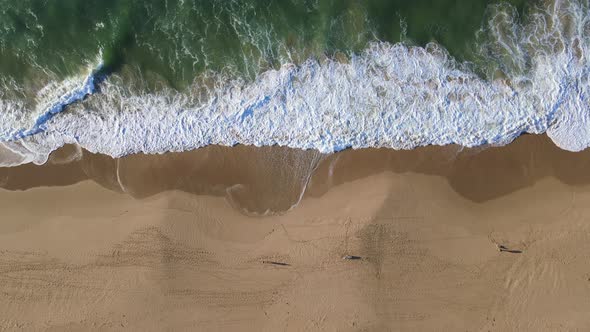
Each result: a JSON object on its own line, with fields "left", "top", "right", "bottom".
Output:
{"left": 0, "top": 0, "right": 530, "bottom": 90}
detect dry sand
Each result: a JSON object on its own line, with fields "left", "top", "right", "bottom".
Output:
{"left": 1, "top": 135, "right": 590, "bottom": 331}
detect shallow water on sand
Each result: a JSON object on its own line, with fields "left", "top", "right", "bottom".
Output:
{"left": 2, "top": 134, "right": 590, "bottom": 215}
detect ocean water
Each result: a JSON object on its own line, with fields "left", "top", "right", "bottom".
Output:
{"left": 0, "top": 0, "right": 588, "bottom": 166}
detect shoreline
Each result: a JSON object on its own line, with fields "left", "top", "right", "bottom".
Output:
{"left": 1, "top": 133, "right": 590, "bottom": 330}
{"left": 2, "top": 133, "right": 589, "bottom": 214}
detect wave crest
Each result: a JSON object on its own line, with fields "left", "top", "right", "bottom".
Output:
{"left": 2, "top": 0, "right": 590, "bottom": 166}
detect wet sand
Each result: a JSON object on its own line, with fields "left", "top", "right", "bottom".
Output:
{"left": 1, "top": 134, "right": 590, "bottom": 331}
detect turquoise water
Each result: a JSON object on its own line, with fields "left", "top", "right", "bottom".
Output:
{"left": 0, "top": 0, "right": 529, "bottom": 88}
{"left": 2, "top": 0, "right": 590, "bottom": 167}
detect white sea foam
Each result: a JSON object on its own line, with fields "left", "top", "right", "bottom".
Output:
{"left": 0, "top": 65, "right": 99, "bottom": 139}
{"left": 1, "top": 0, "right": 589, "bottom": 166}
{"left": 0, "top": 57, "right": 101, "bottom": 166}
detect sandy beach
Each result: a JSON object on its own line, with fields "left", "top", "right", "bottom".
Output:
{"left": 1, "top": 134, "right": 590, "bottom": 331}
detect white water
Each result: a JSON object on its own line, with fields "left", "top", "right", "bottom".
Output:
{"left": 1, "top": 0, "right": 589, "bottom": 166}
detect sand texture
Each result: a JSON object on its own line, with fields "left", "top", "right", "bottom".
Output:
{"left": 1, "top": 135, "right": 590, "bottom": 331}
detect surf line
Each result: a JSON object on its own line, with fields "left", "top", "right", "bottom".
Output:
{"left": 9, "top": 61, "right": 107, "bottom": 141}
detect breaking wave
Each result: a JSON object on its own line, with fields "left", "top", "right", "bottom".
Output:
{"left": 1, "top": 0, "right": 589, "bottom": 166}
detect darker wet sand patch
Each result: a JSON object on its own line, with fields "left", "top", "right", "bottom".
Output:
{"left": 2, "top": 134, "right": 590, "bottom": 214}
